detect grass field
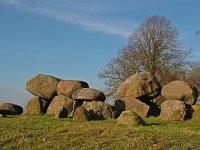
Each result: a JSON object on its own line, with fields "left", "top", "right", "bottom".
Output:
{"left": 1, "top": 115, "right": 200, "bottom": 150}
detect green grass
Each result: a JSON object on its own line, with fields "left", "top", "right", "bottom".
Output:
{"left": 1, "top": 115, "right": 200, "bottom": 150}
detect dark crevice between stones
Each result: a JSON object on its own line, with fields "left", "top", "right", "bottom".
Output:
{"left": 140, "top": 99, "right": 160, "bottom": 117}
{"left": 88, "top": 110, "right": 105, "bottom": 120}
{"left": 114, "top": 100, "right": 125, "bottom": 118}
{"left": 38, "top": 98, "right": 51, "bottom": 114}
{"left": 184, "top": 104, "right": 194, "bottom": 120}
{"left": 58, "top": 108, "right": 68, "bottom": 118}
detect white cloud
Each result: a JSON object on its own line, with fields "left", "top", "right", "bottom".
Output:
{"left": 2, "top": 0, "right": 23, "bottom": 6}
{"left": 34, "top": 7, "right": 131, "bottom": 38}
{"left": 1, "top": 0, "right": 135, "bottom": 38}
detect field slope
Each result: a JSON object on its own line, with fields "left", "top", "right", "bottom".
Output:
{"left": 1, "top": 115, "right": 200, "bottom": 150}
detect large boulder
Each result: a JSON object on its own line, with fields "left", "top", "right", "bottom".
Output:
{"left": 117, "top": 71, "right": 160, "bottom": 101}
{"left": 117, "top": 110, "right": 145, "bottom": 126}
{"left": 72, "top": 88, "right": 106, "bottom": 102}
{"left": 47, "top": 95, "right": 74, "bottom": 118}
{"left": 73, "top": 106, "right": 90, "bottom": 121}
{"left": 122, "top": 97, "right": 160, "bottom": 117}
{"left": 57, "top": 80, "right": 89, "bottom": 98}
{"left": 82, "top": 101, "right": 114, "bottom": 120}
{"left": 160, "top": 100, "right": 186, "bottom": 122}
{"left": 161, "top": 80, "right": 198, "bottom": 105}
{"left": 23, "top": 96, "right": 48, "bottom": 115}
{"left": 0, "top": 103, "right": 23, "bottom": 115}
{"left": 26, "top": 73, "right": 60, "bottom": 101}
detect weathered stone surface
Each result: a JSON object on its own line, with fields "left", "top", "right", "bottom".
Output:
{"left": 122, "top": 97, "right": 160, "bottom": 117}
{"left": 117, "top": 71, "right": 160, "bottom": 100}
{"left": 160, "top": 100, "right": 186, "bottom": 122}
{"left": 117, "top": 110, "right": 145, "bottom": 126}
{"left": 123, "top": 97, "right": 149, "bottom": 117}
{"left": 161, "top": 80, "right": 198, "bottom": 105}
{"left": 0, "top": 103, "right": 23, "bottom": 115}
{"left": 23, "top": 96, "right": 48, "bottom": 115}
{"left": 82, "top": 101, "right": 114, "bottom": 120}
{"left": 57, "top": 80, "right": 89, "bottom": 98}
{"left": 191, "top": 105, "right": 200, "bottom": 121}
{"left": 73, "top": 106, "right": 90, "bottom": 121}
{"left": 26, "top": 73, "right": 60, "bottom": 101}
{"left": 154, "top": 95, "right": 165, "bottom": 108}
{"left": 47, "top": 95, "right": 74, "bottom": 118}
{"left": 72, "top": 88, "right": 106, "bottom": 101}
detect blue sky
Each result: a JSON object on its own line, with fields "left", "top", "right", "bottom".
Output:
{"left": 0, "top": 0, "right": 200, "bottom": 107}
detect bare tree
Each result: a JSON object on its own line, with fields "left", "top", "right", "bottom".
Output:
{"left": 98, "top": 15, "right": 191, "bottom": 101}
{"left": 185, "top": 63, "right": 200, "bottom": 91}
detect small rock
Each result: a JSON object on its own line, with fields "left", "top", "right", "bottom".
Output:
{"left": 0, "top": 103, "right": 23, "bottom": 115}
{"left": 117, "top": 110, "right": 145, "bottom": 126}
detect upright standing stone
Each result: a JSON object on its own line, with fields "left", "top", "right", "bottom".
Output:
{"left": 23, "top": 96, "right": 48, "bottom": 115}
{"left": 47, "top": 95, "right": 74, "bottom": 118}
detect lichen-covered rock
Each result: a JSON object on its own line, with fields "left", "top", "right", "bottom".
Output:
{"left": 72, "top": 88, "right": 106, "bottom": 102}
{"left": 47, "top": 95, "right": 74, "bottom": 118}
{"left": 73, "top": 106, "right": 90, "bottom": 121}
{"left": 117, "top": 71, "right": 160, "bottom": 100}
{"left": 82, "top": 101, "right": 114, "bottom": 120}
{"left": 117, "top": 110, "right": 145, "bottom": 126}
{"left": 26, "top": 73, "right": 60, "bottom": 101}
{"left": 57, "top": 80, "right": 89, "bottom": 98}
{"left": 160, "top": 100, "right": 186, "bottom": 122}
{"left": 161, "top": 80, "right": 198, "bottom": 105}
{"left": 23, "top": 96, "right": 48, "bottom": 115}
{"left": 0, "top": 103, "right": 23, "bottom": 115}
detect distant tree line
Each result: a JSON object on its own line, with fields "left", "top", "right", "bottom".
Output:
{"left": 98, "top": 15, "right": 200, "bottom": 101}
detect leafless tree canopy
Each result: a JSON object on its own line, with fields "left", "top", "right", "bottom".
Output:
{"left": 185, "top": 63, "right": 200, "bottom": 91}
{"left": 98, "top": 16, "right": 191, "bottom": 101}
